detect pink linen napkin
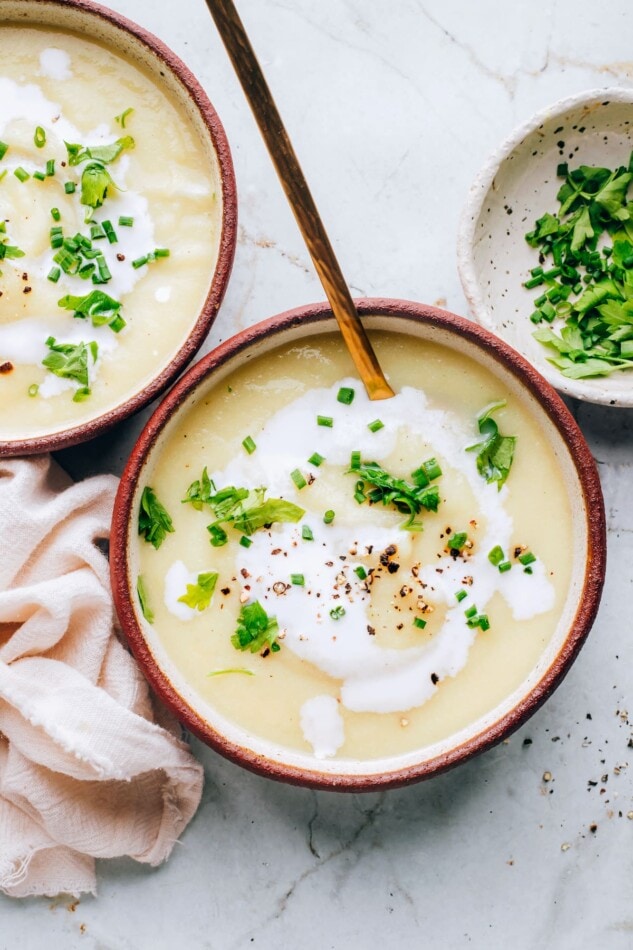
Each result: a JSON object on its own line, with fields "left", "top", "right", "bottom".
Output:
{"left": 0, "top": 455, "right": 204, "bottom": 898}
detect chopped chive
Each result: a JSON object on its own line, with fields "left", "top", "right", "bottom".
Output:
{"left": 290, "top": 468, "right": 307, "bottom": 490}
{"left": 14, "top": 167, "right": 30, "bottom": 182}
{"left": 50, "top": 226, "right": 64, "bottom": 249}
{"left": 154, "top": 247, "right": 170, "bottom": 258}
{"left": 102, "top": 220, "right": 118, "bottom": 244}
{"left": 78, "top": 263, "right": 96, "bottom": 280}
{"left": 33, "top": 170, "right": 46, "bottom": 181}
{"left": 242, "top": 435, "right": 257, "bottom": 455}
{"left": 354, "top": 489, "right": 366, "bottom": 504}
{"left": 53, "top": 247, "right": 79, "bottom": 273}
{"left": 518, "top": 551, "right": 536, "bottom": 566}
{"left": 323, "top": 509, "right": 335, "bottom": 524}
{"left": 64, "top": 181, "right": 76, "bottom": 194}
{"left": 464, "top": 605, "right": 477, "bottom": 620}
{"left": 90, "top": 223, "right": 105, "bottom": 240}
{"left": 524, "top": 567, "right": 534, "bottom": 575}
{"left": 291, "top": 574, "right": 305, "bottom": 586}
{"left": 28, "top": 383, "right": 39, "bottom": 397}
{"left": 488, "top": 545, "right": 504, "bottom": 566}
{"left": 423, "top": 457, "right": 442, "bottom": 480}
{"left": 354, "top": 566, "right": 367, "bottom": 580}
{"left": 498, "top": 560, "right": 512, "bottom": 573}
{"left": 413, "top": 616, "right": 427, "bottom": 630}
{"left": 239, "top": 535, "right": 252, "bottom": 548}
{"left": 317, "top": 415, "right": 333, "bottom": 427}
{"left": 302, "top": 524, "right": 314, "bottom": 541}
{"left": 118, "top": 215, "right": 134, "bottom": 227}
{"left": 47, "top": 266, "right": 61, "bottom": 283}
{"left": 50, "top": 207, "right": 61, "bottom": 222}
{"left": 114, "top": 107, "right": 134, "bottom": 128}
{"left": 524, "top": 275, "right": 544, "bottom": 289}
{"left": 368, "top": 419, "right": 384, "bottom": 433}
{"left": 411, "top": 466, "right": 429, "bottom": 488}
{"left": 330, "top": 606, "right": 346, "bottom": 620}
{"left": 0, "top": 141, "right": 8, "bottom": 160}
{"left": 46, "top": 159, "right": 55, "bottom": 177}
{"left": 455, "top": 589, "right": 467, "bottom": 603}
{"left": 34, "top": 126, "right": 46, "bottom": 149}
{"left": 447, "top": 532, "right": 468, "bottom": 552}
{"left": 478, "top": 614, "right": 490, "bottom": 632}
{"left": 350, "top": 450, "right": 361, "bottom": 471}
{"left": 132, "top": 254, "right": 149, "bottom": 269}
{"left": 308, "top": 452, "right": 324, "bottom": 467}
{"left": 337, "top": 386, "right": 355, "bottom": 405}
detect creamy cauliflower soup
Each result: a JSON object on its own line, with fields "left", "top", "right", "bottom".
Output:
{"left": 0, "top": 26, "right": 223, "bottom": 439}
{"left": 133, "top": 332, "right": 574, "bottom": 762}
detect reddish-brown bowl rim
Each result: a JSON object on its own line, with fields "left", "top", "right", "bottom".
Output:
{"left": 111, "top": 298, "right": 606, "bottom": 791}
{"left": 0, "top": 0, "right": 237, "bottom": 457}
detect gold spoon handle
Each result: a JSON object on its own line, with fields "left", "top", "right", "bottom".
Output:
{"left": 205, "top": 0, "right": 395, "bottom": 400}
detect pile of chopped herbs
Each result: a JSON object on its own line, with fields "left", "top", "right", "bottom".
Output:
{"left": 524, "top": 150, "right": 633, "bottom": 379}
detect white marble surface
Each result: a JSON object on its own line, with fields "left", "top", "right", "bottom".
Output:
{"left": 4, "top": 0, "right": 633, "bottom": 946}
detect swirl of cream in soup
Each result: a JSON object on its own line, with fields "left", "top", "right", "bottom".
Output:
{"left": 165, "top": 378, "right": 555, "bottom": 757}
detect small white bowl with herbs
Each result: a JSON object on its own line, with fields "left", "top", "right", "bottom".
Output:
{"left": 458, "top": 88, "right": 633, "bottom": 407}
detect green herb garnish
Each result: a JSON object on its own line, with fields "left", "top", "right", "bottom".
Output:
{"left": 42, "top": 336, "right": 97, "bottom": 401}
{"left": 242, "top": 435, "right": 257, "bottom": 455}
{"left": 290, "top": 574, "right": 305, "bottom": 586}
{"left": 57, "top": 290, "right": 125, "bottom": 333}
{"left": 178, "top": 571, "right": 219, "bottom": 611}
{"left": 65, "top": 136, "right": 134, "bottom": 166}
{"left": 80, "top": 162, "right": 115, "bottom": 212}
{"left": 308, "top": 452, "right": 324, "bottom": 467}
{"left": 302, "top": 525, "right": 314, "bottom": 541}
{"left": 466, "top": 401, "right": 516, "bottom": 490}
{"left": 231, "top": 600, "right": 280, "bottom": 654}
{"left": 447, "top": 532, "right": 468, "bottom": 552}
{"left": 34, "top": 126, "right": 46, "bottom": 148}
{"left": 317, "top": 415, "right": 333, "bottom": 427}
{"left": 207, "top": 668, "right": 255, "bottom": 677}
{"left": 488, "top": 545, "right": 504, "bottom": 566}
{"left": 138, "top": 486, "right": 174, "bottom": 549}
{"left": 114, "top": 108, "right": 134, "bottom": 128}
{"left": 329, "top": 606, "right": 346, "bottom": 620}
{"left": 524, "top": 151, "right": 633, "bottom": 378}
{"left": 349, "top": 457, "right": 442, "bottom": 530}
{"left": 13, "top": 167, "right": 29, "bottom": 183}
{"left": 136, "top": 575, "right": 154, "bottom": 623}
{"left": 323, "top": 509, "right": 335, "bottom": 524}
{"left": 182, "top": 468, "right": 304, "bottom": 543}
{"left": 413, "top": 616, "right": 427, "bottom": 629}
{"left": 368, "top": 419, "right": 384, "bottom": 433}
{"left": 337, "top": 386, "right": 355, "bottom": 405}
{"left": 290, "top": 468, "right": 307, "bottom": 490}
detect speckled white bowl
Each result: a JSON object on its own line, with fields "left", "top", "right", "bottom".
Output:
{"left": 458, "top": 88, "right": 633, "bottom": 407}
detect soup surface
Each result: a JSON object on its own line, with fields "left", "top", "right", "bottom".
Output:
{"left": 0, "top": 26, "right": 221, "bottom": 437}
{"left": 135, "top": 332, "right": 574, "bottom": 761}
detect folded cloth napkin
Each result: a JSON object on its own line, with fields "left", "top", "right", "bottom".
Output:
{"left": 0, "top": 455, "right": 204, "bottom": 898}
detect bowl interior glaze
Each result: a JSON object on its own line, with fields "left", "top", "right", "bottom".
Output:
{"left": 110, "top": 299, "right": 606, "bottom": 791}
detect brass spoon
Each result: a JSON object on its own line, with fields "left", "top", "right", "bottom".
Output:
{"left": 204, "top": 0, "right": 395, "bottom": 400}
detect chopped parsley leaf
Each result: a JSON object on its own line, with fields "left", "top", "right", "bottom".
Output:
{"left": 138, "top": 486, "right": 175, "bottom": 550}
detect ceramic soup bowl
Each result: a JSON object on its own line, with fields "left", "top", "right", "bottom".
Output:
{"left": 110, "top": 299, "right": 605, "bottom": 790}
{"left": 0, "top": 0, "right": 236, "bottom": 455}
